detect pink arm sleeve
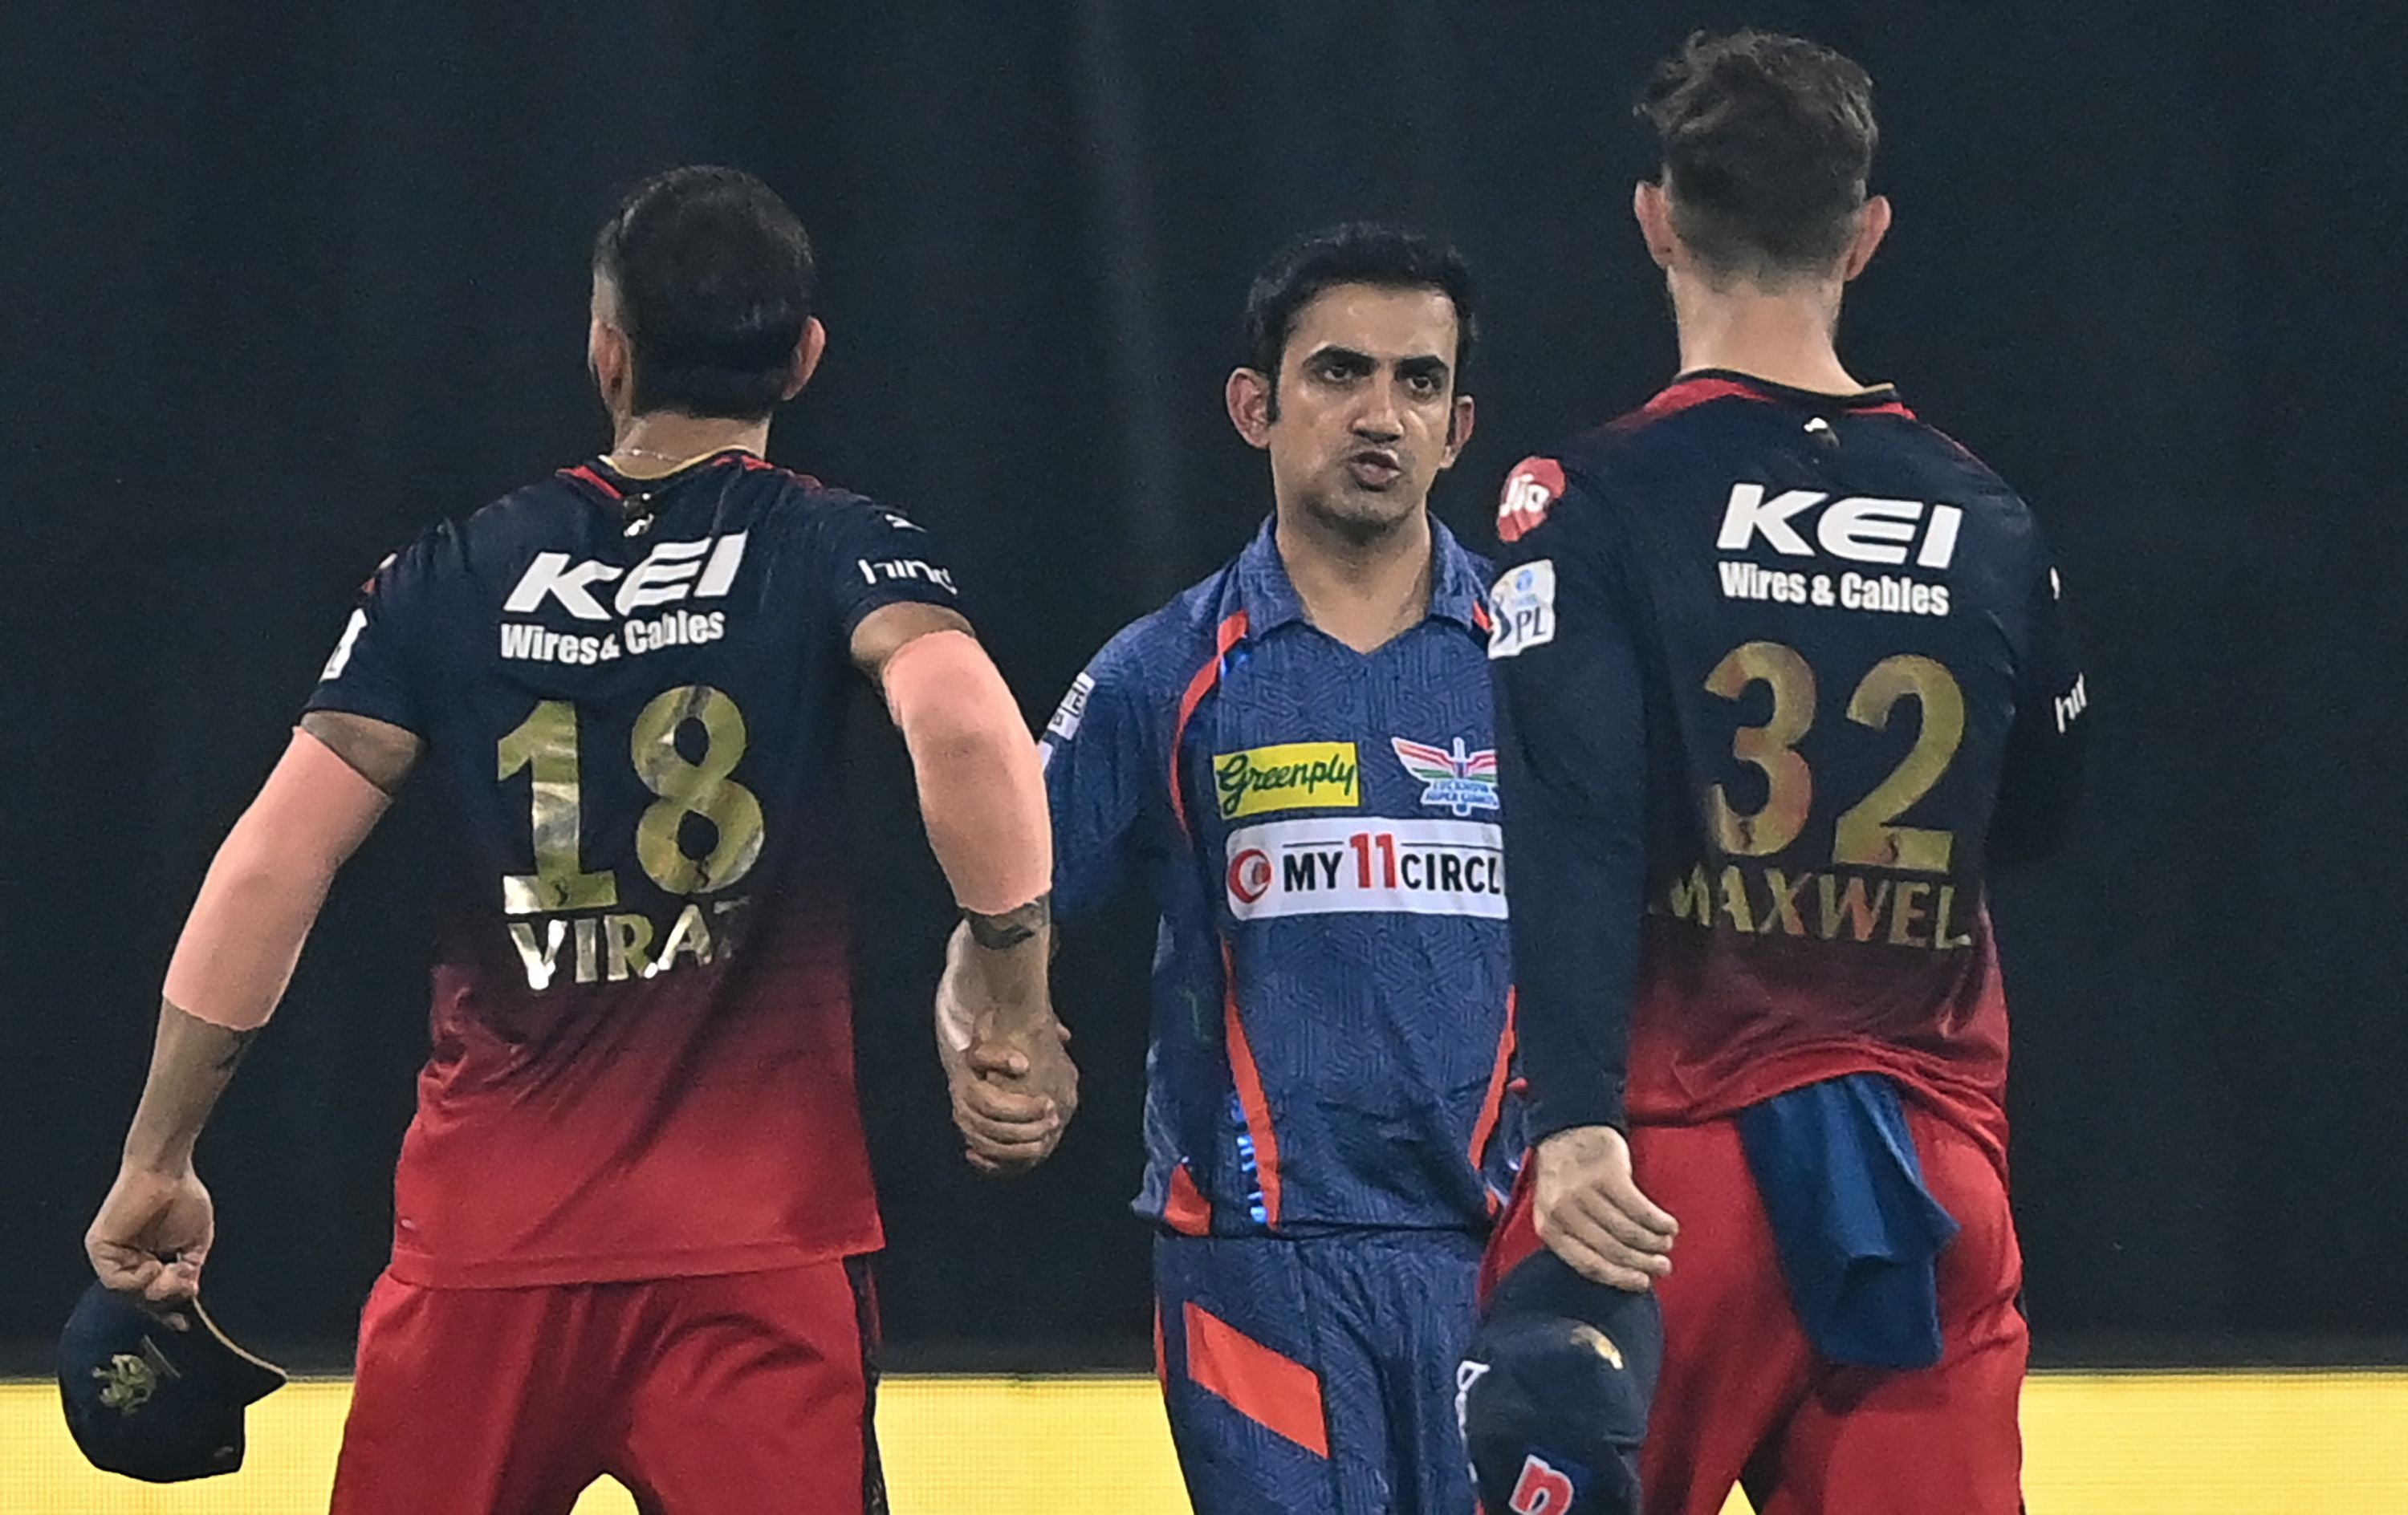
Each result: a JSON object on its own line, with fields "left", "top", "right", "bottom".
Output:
{"left": 881, "top": 629, "right": 1052, "bottom": 916}
{"left": 161, "top": 729, "right": 393, "bottom": 1030}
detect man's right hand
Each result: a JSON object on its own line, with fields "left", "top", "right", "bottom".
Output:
{"left": 1531, "top": 1124, "right": 1678, "bottom": 1291}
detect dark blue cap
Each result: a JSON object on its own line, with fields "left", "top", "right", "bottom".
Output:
{"left": 58, "top": 1284, "right": 287, "bottom": 1483}
{"left": 1461, "top": 1251, "right": 1662, "bottom": 1514}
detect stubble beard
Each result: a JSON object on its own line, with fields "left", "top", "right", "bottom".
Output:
{"left": 1296, "top": 475, "right": 1423, "bottom": 550}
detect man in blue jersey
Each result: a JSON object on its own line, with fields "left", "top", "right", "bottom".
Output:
{"left": 941, "top": 225, "right": 1517, "bottom": 1515}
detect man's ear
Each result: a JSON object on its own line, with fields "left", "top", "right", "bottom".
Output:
{"left": 1226, "top": 368, "right": 1275, "bottom": 449}
{"left": 783, "top": 317, "right": 829, "bottom": 400}
{"left": 589, "top": 317, "right": 632, "bottom": 408}
{"left": 1841, "top": 196, "right": 1892, "bottom": 283}
{"left": 1441, "top": 394, "right": 1475, "bottom": 467}
{"left": 1633, "top": 179, "right": 1679, "bottom": 272}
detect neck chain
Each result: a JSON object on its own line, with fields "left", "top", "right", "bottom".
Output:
{"left": 608, "top": 441, "right": 756, "bottom": 472}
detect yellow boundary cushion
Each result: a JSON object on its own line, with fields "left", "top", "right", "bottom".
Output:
{"left": 4, "top": 1372, "right": 2403, "bottom": 1512}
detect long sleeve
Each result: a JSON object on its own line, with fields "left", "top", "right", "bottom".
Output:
{"left": 1487, "top": 473, "right": 1651, "bottom": 1139}
{"left": 1988, "top": 548, "right": 2089, "bottom": 871}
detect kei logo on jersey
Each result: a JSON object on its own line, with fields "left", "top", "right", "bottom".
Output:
{"left": 1392, "top": 737, "right": 1500, "bottom": 817}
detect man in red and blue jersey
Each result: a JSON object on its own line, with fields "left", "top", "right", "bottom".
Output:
{"left": 946, "top": 225, "right": 1518, "bottom": 1515}
{"left": 1474, "top": 33, "right": 2088, "bottom": 1515}
{"left": 83, "top": 166, "right": 1068, "bottom": 1513}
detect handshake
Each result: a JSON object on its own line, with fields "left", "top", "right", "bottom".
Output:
{"left": 933, "top": 918, "right": 1080, "bottom": 1176}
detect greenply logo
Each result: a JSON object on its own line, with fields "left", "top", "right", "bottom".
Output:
{"left": 1214, "top": 742, "right": 1360, "bottom": 819}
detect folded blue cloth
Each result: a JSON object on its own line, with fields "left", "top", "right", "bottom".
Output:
{"left": 1737, "top": 1074, "right": 1960, "bottom": 1369}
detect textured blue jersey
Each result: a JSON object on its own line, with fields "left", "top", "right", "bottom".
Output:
{"left": 1043, "top": 518, "right": 1520, "bottom": 1237}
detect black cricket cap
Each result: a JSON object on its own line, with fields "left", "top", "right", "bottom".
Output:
{"left": 1461, "top": 1250, "right": 1662, "bottom": 1514}
{"left": 58, "top": 1283, "right": 287, "bottom": 1482}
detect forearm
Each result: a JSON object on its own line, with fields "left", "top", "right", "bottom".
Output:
{"left": 120, "top": 1000, "right": 262, "bottom": 1172}
{"left": 1497, "top": 718, "right": 1643, "bottom": 1139}
{"left": 1509, "top": 837, "right": 1641, "bottom": 1141}
{"left": 940, "top": 914, "right": 1054, "bottom": 1043}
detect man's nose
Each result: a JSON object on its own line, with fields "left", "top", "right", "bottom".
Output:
{"left": 1352, "top": 392, "right": 1403, "bottom": 444}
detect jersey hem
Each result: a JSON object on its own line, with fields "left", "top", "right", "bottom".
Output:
{"left": 1629, "top": 1047, "right": 2007, "bottom": 1171}
{"left": 299, "top": 688, "right": 426, "bottom": 740}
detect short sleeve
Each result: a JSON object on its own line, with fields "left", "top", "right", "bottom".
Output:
{"left": 1039, "top": 637, "right": 1161, "bottom": 923}
{"left": 812, "top": 497, "right": 968, "bottom": 642}
{"left": 303, "top": 541, "right": 435, "bottom": 735}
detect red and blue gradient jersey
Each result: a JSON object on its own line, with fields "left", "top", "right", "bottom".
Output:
{"left": 1487, "top": 373, "right": 2088, "bottom": 1170}
{"left": 1043, "top": 518, "right": 1521, "bottom": 1238}
{"left": 305, "top": 450, "right": 965, "bottom": 1287}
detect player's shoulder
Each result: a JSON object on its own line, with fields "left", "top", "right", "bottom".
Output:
{"left": 348, "top": 506, "right": 479, "bottom": 606}
{"left": 1434, "top": 516, "right": 1496, "bottom": 586}
{"left": 1491, "top": 384, "right": 1714, "bottom": 546}
{"left": 543, "top": 453, "right": 920, "bottom": 531}
{"left": 1496, "top": 374, "right": 2041, "bottom": 550}
{"left": 1076, "top": 556, "right": 1250, "bottom": 709}
{"left": 738, "top": 462, "right": 918, "bottom": 534}
{"left": 430, "top": 468, "right": 599, "bottom": 558}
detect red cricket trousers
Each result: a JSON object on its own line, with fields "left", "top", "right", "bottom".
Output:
{"left": 328, "top": 1257, "right": 884, "bottom": 1514}
{"left": 1634, "top": 1108, "right": 2027, "bottom": 1515}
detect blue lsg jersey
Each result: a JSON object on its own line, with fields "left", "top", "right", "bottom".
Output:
{"left": 1043, "top": 518, "right": 1521, "bottom": 1237}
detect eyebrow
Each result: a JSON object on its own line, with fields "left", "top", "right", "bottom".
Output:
{"left": 1302, "top": 345, "right": 1452, "bottom": 382}
{"left": 1304, "top": 344, "right": 1374, "bottom": 371}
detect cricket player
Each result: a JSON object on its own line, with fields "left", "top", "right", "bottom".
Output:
{"left": 944, "top": 224, "right": 1517, "bottom": 1514}
{"left": 83, "top": 164, "right": 1071, "bottom": 1514}
{"left": 1475, "top": 31, "right": 2089, "bottom": 1515}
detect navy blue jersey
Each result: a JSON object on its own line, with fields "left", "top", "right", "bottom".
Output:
{"left": 305, "top": 449, "right": 963, "bottom": 1286}
{"left": 1044, "top": 520, "right": 1521, "bottom": 1237}
{"left": 1487, "top": 374, "right": 2086, "bottom": 1159}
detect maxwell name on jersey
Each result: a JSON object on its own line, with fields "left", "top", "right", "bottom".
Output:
{"left": 1653, "top": 860, "right": 1979, "bottom": 957}
{"left": 1225, "top": 818, "right": 1507, "bottom": 921}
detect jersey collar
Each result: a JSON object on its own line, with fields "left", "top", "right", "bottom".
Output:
{"left": 1658, "top": 368, "right": 1913, "bottom": 417}
{"left": 1232, "top": 515, "right": 1490, "bottom": 639}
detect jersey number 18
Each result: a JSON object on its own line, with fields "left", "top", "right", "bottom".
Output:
{"left": 495, "top": 685, "right": 765, "bottom": 914}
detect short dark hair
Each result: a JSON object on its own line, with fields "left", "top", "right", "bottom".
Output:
{"left": 592, "top": 166, "right": 816, "bottom": 420}
{"left": 1637, "top": 30, "right": 1878, "bottom": 285}
{"left": 1242, "top": 223, "right": 1477, "bottom": 408}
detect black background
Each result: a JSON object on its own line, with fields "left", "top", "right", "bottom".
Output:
{"left": 6, "top": 2, "right": 2403, "bottom": 1369}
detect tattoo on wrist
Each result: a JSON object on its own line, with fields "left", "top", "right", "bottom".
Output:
{"left": 214, "top": 1027, "right": 263, "bottom": 1074}
{"left": 965, "top": 894, "right": 1051, "bottom": 951}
